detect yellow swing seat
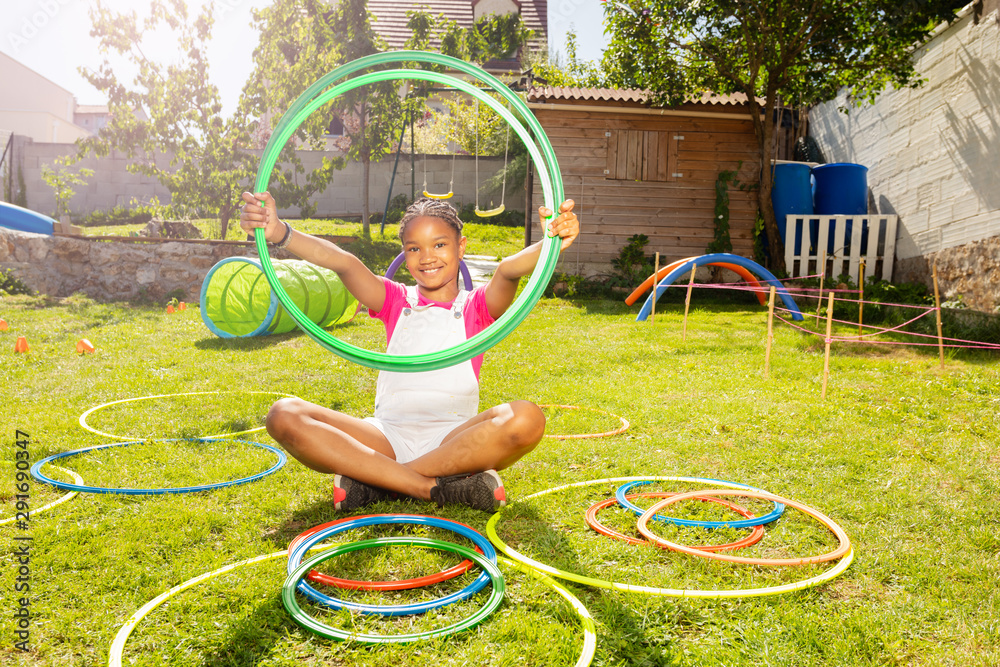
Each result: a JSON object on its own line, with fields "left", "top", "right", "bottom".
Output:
{"left": 422, "top": 190, "right": 454, "bottom": 200}
{"left": 474, "top": 203, "right": 505, "bottom": 217}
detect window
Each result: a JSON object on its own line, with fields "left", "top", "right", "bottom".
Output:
{"left": 605, "top": 130, "right": 680, "bottom": 182}
{"left": 326, "top": 116, "right": 344, "bottom": 136}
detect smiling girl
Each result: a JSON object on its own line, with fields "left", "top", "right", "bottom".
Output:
{"left": 239, "top": 193, "right": 579, "bottom": 512}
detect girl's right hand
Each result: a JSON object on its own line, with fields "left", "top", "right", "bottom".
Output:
{"left": 239, "top": 191, "right": 283, "bottom": 243}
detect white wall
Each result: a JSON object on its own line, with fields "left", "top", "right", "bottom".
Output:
{"left": 0, "top": 51, "right": 89, "bottom": 143}
{"left": 808, "top": 9, "right": 1000, "bottom": 261}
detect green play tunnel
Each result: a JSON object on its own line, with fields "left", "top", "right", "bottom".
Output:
{"left": 200, "top": 257, "right": 358, "bottom": 338}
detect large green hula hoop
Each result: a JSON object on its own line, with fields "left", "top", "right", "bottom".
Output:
{"left": 254, "top": 51, "right": 564, "bottom": 372}
{"left": 282, "top": 536, "right": 505, "bottom": 643}
{"left": 486, "top": 476, "right": 854, "bottom": 599}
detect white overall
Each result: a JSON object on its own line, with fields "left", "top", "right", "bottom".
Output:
{"left": 365, "top": 286, "right": 480, "bottom": 463}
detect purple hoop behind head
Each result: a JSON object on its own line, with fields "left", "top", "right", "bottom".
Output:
{"left": 385, "top": 252, "right": 475, "bottom": 291}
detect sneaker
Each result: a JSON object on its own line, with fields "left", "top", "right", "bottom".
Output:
{"left": 333, "top": 474, "right": 392, "bottom": 511}
{"left": 430, "top": 470, "right": 507, "bottom": 512}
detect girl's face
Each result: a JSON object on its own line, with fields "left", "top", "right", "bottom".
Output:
{"left": 401, "top": 216, "right": 467, "bottom": 296}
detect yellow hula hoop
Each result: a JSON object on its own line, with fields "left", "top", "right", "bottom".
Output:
{"left": 486, "top": 476, "right": 855, "bottom": 599}
{"left": 0, "top": 465, "right": 82, "bottom": 526}
{"left": 539, "top": 404, "right": 630, "bottom": 440}
{"left": 79, "top": 390, "right": 296, "bottom": 440}
{"left": 109, "top": 552, "right": 595, "bottom": 667}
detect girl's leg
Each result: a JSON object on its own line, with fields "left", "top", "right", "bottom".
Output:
{"left": 404, "top": 400, "right": 546, "bottom": 479}
{"left": 265, "top": 397, "right": 436, "bottom": 500}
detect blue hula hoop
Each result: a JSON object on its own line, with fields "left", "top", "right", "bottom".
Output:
{"left": 30, "top": 438, "right": 286, "bottom": 495}
{"left": 385, "top": 252, "right": 475, "bottom": 291}
{"left": 288, "top": 514, "right": 497, "bottom": 617}
{"left": 616, "top": 479, "right": 786, "bottom": 529}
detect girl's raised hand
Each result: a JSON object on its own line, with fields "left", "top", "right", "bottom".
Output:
{"left": 239, "top": 191, "right": 283, "bottom": 243}
{"left": 539, "top": 199, "right": 580, "bottom": 251}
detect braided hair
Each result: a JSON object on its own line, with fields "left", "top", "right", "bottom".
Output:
{"left": 398, "top": 198, "right": 464, "bottom": 241}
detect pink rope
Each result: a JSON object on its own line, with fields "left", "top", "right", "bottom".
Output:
{"left": 772, "top": 312, "right": 1000, "bottom": 350}
{"left": 775, "top": 306, "right": 937, "bottom": 339}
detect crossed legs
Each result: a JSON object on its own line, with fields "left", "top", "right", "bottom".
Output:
{"left": 264, "top": 397, "right": 546, "bottom": 501}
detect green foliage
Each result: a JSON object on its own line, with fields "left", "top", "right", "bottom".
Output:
{"left": 14, "top": 160, "right": 27, "bottom": 207}
{"left": 79, "top": 1, "right": 257, "bottom": 240}
{"left": 526, "top": 30, "right": 604, "bottom": 88}
{"left": 601, "top": 0, "right": 966, "bottom": 270}
{"left": 706, "top": 167, "right": 738, "bottom": 255}
{"left": 40, "top": 158, "right": 94, "bottom": 219}
{"left": 752, "top": 211, "right": 767, "bottom": 266}
{"left": 611, "top": 233, "right": 654, "bottom": 287}
{"left": 0, "top": 267, "right": 31, "bottom": 295}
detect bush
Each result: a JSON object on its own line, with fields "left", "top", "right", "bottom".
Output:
{"left": 0, "top": 268, "right": 32, "bottom": 296}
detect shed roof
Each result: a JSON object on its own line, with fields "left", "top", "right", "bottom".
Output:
{"left": 527, "top": 86, "right": 762, "bottom": 108}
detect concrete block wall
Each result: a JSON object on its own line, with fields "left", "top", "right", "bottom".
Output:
{"left": 16, "top": 140, "right": 524, "bottom": 220}
{"left": 808, "top": 8, "right": 1000, "bottom": 309}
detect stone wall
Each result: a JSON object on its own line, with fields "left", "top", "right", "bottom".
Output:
{"left": 13, "top": 138, "right": 523, "bottom": 220}
{"left": 808, "top": 8, "right": 1000, "bottom": 272}
{"left": 895, "top": 235, "right": 1000, "bottom": 312}
{"left": 0, "top": 227, "right": 296, "bottom": 303}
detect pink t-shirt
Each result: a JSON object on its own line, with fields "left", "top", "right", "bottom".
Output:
{"left": 368, "top": 278, "right": 495, "bottom": 379}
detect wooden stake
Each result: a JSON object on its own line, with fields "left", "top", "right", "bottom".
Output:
{"left": 858, "top": 259, "right": 865, "bottom": 337}
{"left": 816, "top": 258, "right": 826, "bottom": 317}
{"left": 764, "top": 286, "right": 776, "bottom": 379}
{"left": 821, "top": 291, "right": 834, "bottom": 400}
{"left": 933, "top": 260, "right": 944, "bottom": 367}
{"left": 682, "top": 265, "right": 696, "bottom": 342}
{"left": 651, "top": 252, "right": 660, "bottom": 324}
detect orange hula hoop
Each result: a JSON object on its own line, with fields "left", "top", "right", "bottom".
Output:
{"left": 586, "top": 492, "right": 766, "bottom": 552}
{"left": 637, "top": 489, "right": 851, "bottom": 567}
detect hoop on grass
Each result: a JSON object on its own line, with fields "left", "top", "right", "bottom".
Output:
{"left": 0, "top": 465, "right": 83, "bottom": 526}
{"left": 539, "top": 404, "right": 630, "bottom": 439}
{"left": 252, "top": 52, "right": 564, "bottom": 372}
{"left": 616, "top": 479, "right": 785, "bottom": 529}
{"left": 30, "top": 438, "right": 286, "bottom": 495}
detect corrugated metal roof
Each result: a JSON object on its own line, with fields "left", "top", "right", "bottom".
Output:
{"left": 368, "top": 0, "right": 547, "bottom": 52}
{"left": 527, "top": 86, "right": 760, "bottom": 107}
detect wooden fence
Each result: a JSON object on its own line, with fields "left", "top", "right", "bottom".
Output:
{"left": 783, "top": 214, "right": 898, "bottom": 283}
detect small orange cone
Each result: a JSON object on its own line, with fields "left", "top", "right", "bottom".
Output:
{"left": 76, "top": 339, "right": 95, "bottom": 354}
{"left": 0, "top": 319, "right": 8, "bottom": 330}
{"left": 166, "top": 304, "right": 175, "bottom": 314}
{"left": 14, "top": 336, "right": 29, "bottom": 353}
{"left": 178, "top": 302, "right": 187, "bottom": 311}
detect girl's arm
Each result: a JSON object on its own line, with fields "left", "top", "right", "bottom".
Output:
{"left": 239, "top": 191, "right": 386, "bottom": 313}
{"left": 483, "top": 199, "right": 579, "bottom": 320}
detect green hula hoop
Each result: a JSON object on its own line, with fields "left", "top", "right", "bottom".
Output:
{"left": 486, "top": 476, "right": 854, "bottom": 599}
{"left": 0, "top": 465, "right": 82, "bottom": 526}
{"left": 79, "top": 390, "right": 295, "bottom": 440}
{"left": 254, "top": 51, "right": 564, "bottom": 372}
{"left": 282, "top": 536, "right": 505, "bottom": 643}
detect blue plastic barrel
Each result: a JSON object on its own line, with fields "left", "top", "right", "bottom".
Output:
{"left": 812, "top": 163, "right": 868, "bottom": 253}
{"left": 771, "top": 163, "right": 813, "bottom": 254}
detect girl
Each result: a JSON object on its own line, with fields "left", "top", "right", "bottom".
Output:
{"left": 239, "top": 192, "right": 579, "bottom": 512}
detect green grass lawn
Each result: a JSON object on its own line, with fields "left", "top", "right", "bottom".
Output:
{"left": 2, "top": 288, "right": 999, "bottom": 666}
{"left": 79, "top": 218, "right": 525, "bottom": 259}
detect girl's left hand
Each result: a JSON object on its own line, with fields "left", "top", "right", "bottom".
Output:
{"left": 539, "top": 199, "right": 580, "bottom": 251}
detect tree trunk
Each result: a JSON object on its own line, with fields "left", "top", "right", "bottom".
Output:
{"left": 747, "top": 91, "right": 786, "bottom": 274}
{"left": 219, "top": 205, "right": 230, "bottom": 241}
{"left": 360, "top": 102, "right": 371, "bottom": 239}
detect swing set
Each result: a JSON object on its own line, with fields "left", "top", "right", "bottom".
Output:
{"left": 380, "top": 91, "right": 513, "bottom": 233}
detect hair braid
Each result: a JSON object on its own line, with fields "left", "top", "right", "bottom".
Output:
{"left": 398, "top": 198, "right": 464, "bottom": 240}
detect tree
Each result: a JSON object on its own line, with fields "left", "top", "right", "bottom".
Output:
{"left": 602, "top": 0, "right": 965, "bottom": 272}
{"left": 248, "top": 0, "right": 408, "bottom": 238}
{"left": 41, "top": 158, "right": 94, "bottom": 220}
{"left": 79, "top": 0, "right": 256, "bottom": 239}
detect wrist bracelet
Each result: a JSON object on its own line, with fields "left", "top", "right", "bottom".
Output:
{"left": 272, "top": 220, "right": 293, "bottom": 249}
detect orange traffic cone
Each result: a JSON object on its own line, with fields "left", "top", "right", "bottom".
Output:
{"left": 166, "top": 304, "right": 175, "bottom": 314}
{"left": 178, "top": 302, "right": 187, "bottom": 311}
{"left": 76, "top": 339, "right": 95, "bottom": 354}
{"left": 14, "top": 336, "right": 29, "bottom": 353}
{"left": 0, "top": 319, "right": 8, "bottom": 331}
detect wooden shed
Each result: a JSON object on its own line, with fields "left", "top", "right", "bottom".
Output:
{"left": 525, "top": 86, "right": 763, "bottom": 276}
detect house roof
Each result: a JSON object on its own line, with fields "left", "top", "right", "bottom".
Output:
{"left": 368, "top": 0, "right": 547, "bottom": 52}
{"left": 74, "top": 105, "right": 110, "bottom": 115}
{"left": 527, "top": 86, "right": 762, "bottom": 108}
